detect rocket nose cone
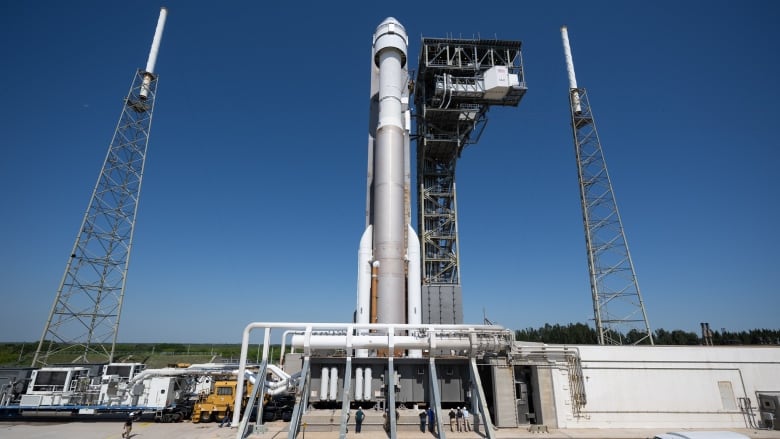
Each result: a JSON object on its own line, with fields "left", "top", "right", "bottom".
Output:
{"left": 380, "top": 17, "right": 400, "bottom": 25}
{"left": 377, "top": 17, "right": 406, "bottom": 32}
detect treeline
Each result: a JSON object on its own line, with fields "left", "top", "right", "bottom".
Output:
{"left": 514, "top": 323, "right": 780, "bottom": 345}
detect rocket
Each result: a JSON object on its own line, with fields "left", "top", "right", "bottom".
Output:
{"left": 356, "top": 18, "right": 422, "bottom": 358}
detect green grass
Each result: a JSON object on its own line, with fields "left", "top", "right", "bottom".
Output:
{"left": 0, "top": 343, "right": 281, "bottom": 368}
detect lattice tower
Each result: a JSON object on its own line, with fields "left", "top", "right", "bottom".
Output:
{"left": 562, "top": 26, "right": 653, "bottom": 345}
{"left": 32, "top": 9, "right": 166, "bottom": 366}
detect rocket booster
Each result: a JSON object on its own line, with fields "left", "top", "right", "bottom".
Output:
{"left": 357, "top": 18, "right": 421, "bottom": 357}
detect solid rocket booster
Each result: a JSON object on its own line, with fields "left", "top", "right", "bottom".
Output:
{"left": 560, "top": 25, "right": 582, "bottom": 113}
{"left": 141, "top": 7, "right": 168, "bottom": 100}
{"left": 357, "top": 18, "right": 421, "bottom": 356}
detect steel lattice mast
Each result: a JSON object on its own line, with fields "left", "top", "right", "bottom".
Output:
{"left": 561, "top": 26, "right": 653, "bottom": 345}
{"left": 414, "top": 37, "right": 526, "bottom": 324}
{"left": 32, "top": 8, "right": 168, "bottom": 367}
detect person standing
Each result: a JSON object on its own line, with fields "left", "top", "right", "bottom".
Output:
{"left": 121, "top": 413, "right": 133, "bottom": 438}
{"left": 355, "top": 406, "right": 364, "bottom": 433}
{"left": 418, "top": 409, "right": 427, "bottom": 432}
{"left": 448, "top": 408, "right": 456, "bottom": 432}
{"left": 456, "top": 407, "right": 463, "bottom": 432}
{"left": 462, "top": 406, "right": 471, "bottom": 431}
{"left": 219, "top": 407, "right": 231, "bottom": 427}
{"left": 427, "top": 406, "right": 435, "bottom": 433}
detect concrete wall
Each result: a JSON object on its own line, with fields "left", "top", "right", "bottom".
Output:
{"left": 546, "top": 345, "right": 780, "bottom": 429}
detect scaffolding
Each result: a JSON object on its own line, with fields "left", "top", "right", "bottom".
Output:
{"left": 414, "top": 37, "right": 526, "bottom": 324}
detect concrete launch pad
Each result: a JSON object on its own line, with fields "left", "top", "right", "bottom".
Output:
{"left": 2, "top": 420, "right": 779, "bottom": 439}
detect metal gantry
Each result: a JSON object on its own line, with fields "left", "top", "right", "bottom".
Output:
{"left": 561, "top": 26, "right": 653, "bottom": 346}
{"left": 414, "top": 38, "right": 526, "bottom": 324}
{"left": 567, "top": 88, "right": 653, "bottom": 346}
{"left": 32, "top": 69, "right": 160, "bottom": 367}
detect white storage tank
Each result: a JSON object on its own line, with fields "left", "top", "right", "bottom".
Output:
{"left": 364, "top": 367, "right": 372, "bottom": 401}
{"left": 355, "top": 368, "right": 364, "bottom": 401}
{"left": 319, "top": 367, "right": 329, "bottom": 401}
{"left": 329, "top": 367, "right": 338, "bottom": 401}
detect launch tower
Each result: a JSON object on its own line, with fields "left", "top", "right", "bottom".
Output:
{"left": 561, "top": 26, "right": 653, "bottom": 345}
{"left": 414, "top": 37, "right": 527, "bottom": 324}
{"left": 32, "top": 8, "right": 168, "bottom": 366}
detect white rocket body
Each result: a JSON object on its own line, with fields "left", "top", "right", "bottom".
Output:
{"left": 356, "top": 18, "right": 421, "bottom": 357}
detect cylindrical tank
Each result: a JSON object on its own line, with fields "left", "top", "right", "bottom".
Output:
{"left": 355, "top": 367, "right": 364, "bottom": 401}
{"left": 320, "top": 367, "right": 329, "bottom": 401}
{"left": 329, "top": 367, "right": 339, "bottom": 401}
{"left": 364, "top": 367, "right": 373, "bottom": 401}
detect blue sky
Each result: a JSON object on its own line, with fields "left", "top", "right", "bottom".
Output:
{"left": 1, "top": 1, "right": 777, "bottom": 343}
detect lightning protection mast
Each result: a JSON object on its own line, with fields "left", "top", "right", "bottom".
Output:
{"left": 32, "top": 8, "right": 168, "bottom": 367}
{"left": 561, "top": 26, "right": 653, "bottom": 346}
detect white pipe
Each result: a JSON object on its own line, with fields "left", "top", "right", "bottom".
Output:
{"left": 291, "top": 334, "right": 491, "bottom": 350}
{"left": 320, "top": 367, "right": 329, "bottom": 401}
{"left": 127, "top": 367, "right": 212, "bottom": 384}
{"left": 280, "top": 330, "right": 304, "bottom": 367}
{"left": 243, "top": 371, "right": 257, "bottom": 385}
{"left": 329, "top": 367, "right": 338, "bottom": 401}
{"left": 407, "top": 224, "right": 422, "bottom": 358}
{"left": 186, "top": 363, "right": 237, "bottom": 370}
{"left": 560, "top": 25, "right": 582, "bottom": 113}
{"left": 266, "top": 364, "right": 291, "bottom": 381}
{"left": 357, "top": 226, "right": 373, "bottom": 358}
{"left": 364, "top": 367, "right": 372, "bottom": 401}
{"left": 355, "top": 367, "right": 364, "bottom": 401}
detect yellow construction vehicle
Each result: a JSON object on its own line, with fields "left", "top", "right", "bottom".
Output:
{"left": 191, "top": 379, "right": 255, "bottom": 423}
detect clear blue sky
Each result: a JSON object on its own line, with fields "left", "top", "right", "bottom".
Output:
{"left": 1, "top": 1, "right": 777, "bottom": 343}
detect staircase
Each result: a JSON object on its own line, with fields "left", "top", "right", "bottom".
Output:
{"left": 492, "top": 365, "right": 518, "bottom": 428}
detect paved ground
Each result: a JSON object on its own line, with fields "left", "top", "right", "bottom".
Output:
{"left": 1, "top": 421, "right": 780, "bottom": 439}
